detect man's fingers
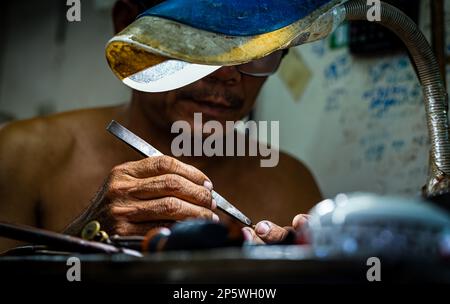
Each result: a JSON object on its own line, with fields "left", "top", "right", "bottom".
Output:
{"left": 242, "top": 221, "right": 290, "bottom": 244}
{"left": 292, "top": 214, "right": 310, "bottom": 230}
{"left": 111, "top": 197, "right": 219, "bottom": 223}
{"left": 129, "top": 174, "right": 214, "bottom": 209}
{"left": 254, "top": 220, "right": 288, "bottom": 244}
{"left": 118, "top": 156, "right": 213, "bottom": 187}
{"left": 241, "top": 227, "right": 265, "bottom": 245}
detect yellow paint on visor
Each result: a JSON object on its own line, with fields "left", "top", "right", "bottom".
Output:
{"left": 105, "top": 0, "right": 342, "bottom": 79}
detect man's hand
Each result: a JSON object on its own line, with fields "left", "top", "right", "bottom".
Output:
{"left": 241, "top": 214, "right": 310, "bottom": 244}
{"left": 64, "top": 156, "right": 218, "bottom": 236}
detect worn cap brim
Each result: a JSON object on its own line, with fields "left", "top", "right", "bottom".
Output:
{"left": 106, "top": 0, "right": 346, "bottom": 90}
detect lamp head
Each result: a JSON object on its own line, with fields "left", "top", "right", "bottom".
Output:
{"left": 106, "top": 0, "right": 347, "bottom": 92}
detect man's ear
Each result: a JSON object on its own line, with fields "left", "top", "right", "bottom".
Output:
{"left": 112, "top": 0, "right": 141, "bottom": 33}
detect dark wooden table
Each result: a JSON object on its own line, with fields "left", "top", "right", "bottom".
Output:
{"left": 1, "top": 245, "right": 449, "bottom": 284}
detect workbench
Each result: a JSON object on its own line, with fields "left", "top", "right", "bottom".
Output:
{"left": 1, "top": 246, "right": 448, "bottom": 284}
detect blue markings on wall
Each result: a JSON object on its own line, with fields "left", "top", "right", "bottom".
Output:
{"left": 365, "top": 144, "right": 386, "bottom": 162}
{"left": 412, "top": 135, "right": 428, "bottom": 147}
{"left": 364, "top": 86, "right": 405, "bottom": 117}
{"left": 324, "top": 54, "right": 351, "bottom": 82}
{"left": 391, "top": 139, "right": 406, "bottom": 151}
{"left": 324, "top": 88, "right": 347, "bottom": 112}
{"left": 363, "top": 84, "right": 421, "bottom": 118}
{"left": 369, "top": 57, "right": 414, "bottom": 83}
{"left": 311, "top": 40, "right": 326, "bottom": 58}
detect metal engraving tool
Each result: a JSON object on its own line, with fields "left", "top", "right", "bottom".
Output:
{"left": 107, "top": 120, "right": 253, "bottom": 227}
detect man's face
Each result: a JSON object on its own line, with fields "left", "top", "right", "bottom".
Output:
{"left": 115, "top": 0, "right": 269, "bottom": 128}
{"left": 152, "top": 67, "right": 268, "bottom": 127}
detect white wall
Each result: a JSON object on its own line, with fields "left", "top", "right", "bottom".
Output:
{"left": 0, "top": 0, "right": 129, "bottom": 120}
{"left": 255, "top": 0, "right": 450, "bottom": 198}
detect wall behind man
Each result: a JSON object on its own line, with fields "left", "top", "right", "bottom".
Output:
{"left": 0, "top": 0, "right": 129, "bottom": 120}
{"left": 255, "top": 0, "right": 450, "bottom": 198}
{"left": 0, "top": 0, "right": 449, "bottom": 199}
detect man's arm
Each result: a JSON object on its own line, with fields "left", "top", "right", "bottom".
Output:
{"left": 0, "top": 120, "right": 45, "bottom": 252}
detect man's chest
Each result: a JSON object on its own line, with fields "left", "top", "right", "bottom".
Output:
{"left": 203, "top": 164, "right": 297, "bottom": 227}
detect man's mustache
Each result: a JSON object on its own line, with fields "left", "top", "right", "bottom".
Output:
{"left": 176, "top": 87, "right": 244, "bottom": 109}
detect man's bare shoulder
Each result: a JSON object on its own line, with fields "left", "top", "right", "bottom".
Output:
{"left": 0, "top": 116, "right": 60, "bottom": 170}
{"left": 0, "top": 106, "right": 120, "bottom": 173}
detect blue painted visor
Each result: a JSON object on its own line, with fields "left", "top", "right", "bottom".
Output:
{"left": 140, "top": 0, "right": 335, "bottom": 36}
{"left": 106, "top": 0, "right": 347, "bottom": 87}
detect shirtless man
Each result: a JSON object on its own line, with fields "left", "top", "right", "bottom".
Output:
{"left": 0, "top": 0, "right": 322, "bottom": 252}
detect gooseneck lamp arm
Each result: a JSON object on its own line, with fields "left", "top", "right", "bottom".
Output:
{"left": 342, "top": 0, "right": 450, "bottom": 197}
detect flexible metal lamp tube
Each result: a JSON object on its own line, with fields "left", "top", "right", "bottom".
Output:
{"left": 343, "top": 0, "right": 450, "bottom": 197}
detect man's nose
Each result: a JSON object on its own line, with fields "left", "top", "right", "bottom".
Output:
{"left": 204, "top": 66, "right": 242, "bottom": 85}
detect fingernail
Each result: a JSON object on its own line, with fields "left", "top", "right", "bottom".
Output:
{"left": 242, "top": 228, "right": 253, "bottom": 241}
{"left": 294, "top": 214, "right": 307, "bottom": 222}
{"left": 255, "top": 221, "right": 270, "bottom": 236}
{"left": 211, "top": 199, "right": 217, "bottom": 210}
{"left": 212, "top": 214, "right": 220, "bottom": 222}
{"left": 293, "top": 214, "right": 310, "bottom": 230}
{"left": 204, "top": 180, "right": 213, "bottom": 191}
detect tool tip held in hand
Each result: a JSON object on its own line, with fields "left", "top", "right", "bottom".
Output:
{"left": 106, "top": 120, "right": 253, "bottom": 227}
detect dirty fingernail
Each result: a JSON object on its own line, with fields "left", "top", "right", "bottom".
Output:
{"left": 204, "top": 180, "right": 213, "bottom": 191}
{"left": 211, "top": 199, "right": 217, "bottom": 210}
{"left": 255, "top": 221, "right": 270, "bottom": 236}
{"left": 212, "top": 214, "right": 220, "bottom": 222}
